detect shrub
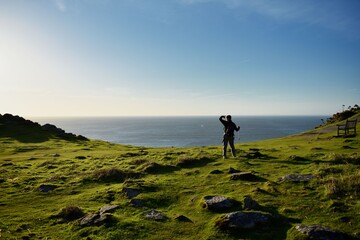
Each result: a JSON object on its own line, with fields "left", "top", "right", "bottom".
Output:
{"left": 57, "top": 205, "right": 85, "bottom": 221}
{"left": 324, "top": 172, "right": 360, "bottom": 198}
{"left": 92, "top": 168, "right": 140, "bottom": 182}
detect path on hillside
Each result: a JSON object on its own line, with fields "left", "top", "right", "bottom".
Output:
{"left": 303, "top": 115, "right": 360, "bottom": 135}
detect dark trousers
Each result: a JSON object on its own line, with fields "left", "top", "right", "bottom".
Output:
{"left": 223, "top": 134, "right": 236, "bottom": 157}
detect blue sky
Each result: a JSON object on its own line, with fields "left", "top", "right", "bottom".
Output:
{"left": 0, "top": 0, "right": 359, "bottom": 116}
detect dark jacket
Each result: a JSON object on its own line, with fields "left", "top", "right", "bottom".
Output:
{"left": 219, "top": 116, "right": 240, "bottom": 136}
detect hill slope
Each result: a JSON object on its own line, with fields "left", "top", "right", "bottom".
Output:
{"left": 0, "top": 114, "right": 359, "bottom": 239}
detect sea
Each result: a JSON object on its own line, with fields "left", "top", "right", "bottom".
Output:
{"left": 32, "top": 116, "right": 327, "bottom": 148}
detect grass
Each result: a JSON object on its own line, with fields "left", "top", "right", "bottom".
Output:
{"left": 0, "top": 114, "right": 359, "bottom": 239}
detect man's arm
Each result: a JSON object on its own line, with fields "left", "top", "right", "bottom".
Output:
{"left": 219, "top": 116, "right": 226, "bottom": 125}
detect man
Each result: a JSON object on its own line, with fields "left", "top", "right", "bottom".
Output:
{"left": 219, "top": 115, "right": 240, "bottom": 159}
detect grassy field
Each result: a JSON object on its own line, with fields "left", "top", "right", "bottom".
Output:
{"left": 0, "top": 114, "right": 359, "bottom": 239}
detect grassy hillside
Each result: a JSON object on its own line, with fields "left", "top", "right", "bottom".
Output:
{"left": 0, "top": 114, "right": 359, "bottom": 239}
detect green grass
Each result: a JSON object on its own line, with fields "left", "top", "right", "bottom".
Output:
{"left": 0, "top": 114, "right": 359, "bottom": 239}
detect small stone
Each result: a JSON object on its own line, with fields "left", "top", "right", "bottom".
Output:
{"left": 210, "top": 170, "right": 223, "bottom": 174}
{"left": 230, "top": 172, "right": 256, "bottom": 181}
{"left": 243, "top": 196, "right": 260, "bottom": 210}
{"left": 143, "top": 210, "right": 167, "bottom": 221}
{"left": 38, "top": 184, "right": 57, "bottom": 192}
{"left": 228, "top": 167, "right": 240, "bottom": 174}
{"left": 130, "top": 199, "right": 144, "bottom": 207}
{"left": 175, "top": 215, "right": 193, "bottom": 223}
{"left": 122, "top": 188, "right": 141, "bottom": 199}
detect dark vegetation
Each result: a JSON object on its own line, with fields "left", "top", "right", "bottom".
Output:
{"left": 321, "top": 104, "right": 360, "bottom": 125}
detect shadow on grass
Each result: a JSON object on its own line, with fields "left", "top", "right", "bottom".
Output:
{"left": 177, "top": 156, "right": 215, "bottom": 168}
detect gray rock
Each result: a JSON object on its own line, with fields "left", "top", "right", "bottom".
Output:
{"left": 99, "top": 205, "right": 119, "bottom": 215}
{"left": 217, "top": 211, "right": 272, "bottom": 229}
{"left": 230, "top": 172, "right": 256, "bottom": 181}
{"left": 122, "top": 187, "right": 141, "bottom": 199}
{"left": 38, "top": 184, "right": 57, "bottom": 192}
{"left": 130, "top": 199, "right": 144, "bottom": 207}
{"left": 243, "top": 196, "right": 260, "bottom": 210}
{"left": 80, "top": 213, "right": 113, "bottom": 226}
{"left": 278, "top": 174, "right": 315, "bottom": 182}
{"left": 142, "top": 210, "right": 167, "bottom": 221}
{"left": 294, "top": 224, "right": 349, "bottom": 240}
{"left": 80, "top": 213, "right": 100, "bottom": 226}
{"left": 228, "top": 167, "right": 240, "bottom": 174}
{"left": 203, "top": 196, "right": 234, "bottom": 212}
{"left": 210, "top": 170, "right": 223, "bottom": 174}
{"left": 175, "top": 215, "right": 193, "bottom": 223}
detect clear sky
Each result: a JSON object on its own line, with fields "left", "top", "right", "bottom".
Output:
{"left": 1, "top": 0, "right": 359, "bottom": 117}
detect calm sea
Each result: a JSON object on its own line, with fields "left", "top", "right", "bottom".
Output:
{"left": 32, "top": 116, "right": 326, "bottom": 148}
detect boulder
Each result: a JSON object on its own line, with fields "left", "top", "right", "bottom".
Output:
{"left": 216, "top": 211, "right": 272, "bottom": 229}
{"left": 203, "top": 196, "right": 234, "bottom": 212}
{"left": 293, "top": 224, "right": 349, "bottom": 240}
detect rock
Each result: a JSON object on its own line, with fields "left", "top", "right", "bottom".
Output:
{"left": 228, "top": 167, "right": 240, "bottom": 174}
{"left": 80, "top": 214, "right": 100, "bottom": 226}
{"left": 294, "top": 224, "right": 349, "bottom": 240}
{"left": 175, "top": 215, "right": 193, "bottom": 223}
{"left": 130, "top": 199, "right": 144, "bottom": 207}
{"left": 52, "top": 153, "right": 60, "bottom": 157}
{"left": 278, "top": 174, "right": 315, "bottom": 182}
{"left": 142, "top": 210, "right": 167, "bottom": 221}
{"left": 122, "top": 187, "right": 141, "bottom": 199}
{"left": 216, "top": 211, "right": 272, "bottom": 229}
{"left": 80, "top": 213, "right": 113, "bottom": 226}
{"left": 230, "top": 172, "right": 257, "bottom": 181}
{"left": 99, "top": 205, "right": 119, "bottom": 215}
{"left": 243, "top": 196, "right": 260, "bottom": 210}
{"left": 210, "top": 170, "right": 223, "bottom": 174}
{"left": 203, "top": 196, "right": 234, "bottom": 212}
{"left": 38, "top": 184, "right": 57, "bottom": 192}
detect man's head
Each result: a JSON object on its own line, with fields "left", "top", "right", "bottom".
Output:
{"left": 226, "top": 115, "right": 232, "bottom": 121}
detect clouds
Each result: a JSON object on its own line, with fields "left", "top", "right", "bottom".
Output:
{"left": 53, "top": 0, "right": 67, "bottom": 12}
{"left": 178, "top": 0, "right": 360, "bottom": 39}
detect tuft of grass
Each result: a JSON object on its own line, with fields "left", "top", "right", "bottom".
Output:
{"left": 56, "top": 205, "right": 85, "bottom": 221}
{"left": 90, "top": 167, "right": 141, "bottom": 183}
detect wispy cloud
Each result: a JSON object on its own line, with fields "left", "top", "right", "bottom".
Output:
{"left": 178, "top": 0, "right": 360, "bottom": 39}
{"left": 53, "top": 0, "right": 67, "bottom": 12}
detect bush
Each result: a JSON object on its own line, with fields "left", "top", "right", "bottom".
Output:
{"left": 57, "top": 205, "right": 85, "bottom": 221}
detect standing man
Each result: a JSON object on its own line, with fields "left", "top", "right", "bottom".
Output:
{"left": 219, "top": 115, "right": 240, "bottom": 159}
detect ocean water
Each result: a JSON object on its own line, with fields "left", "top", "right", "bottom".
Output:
{"left": 32, "top": 116, "right": 326, "bottom": 148}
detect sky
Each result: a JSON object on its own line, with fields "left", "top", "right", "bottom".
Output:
{"left": 0, "top": 0, "right": 359, "bottom": 117}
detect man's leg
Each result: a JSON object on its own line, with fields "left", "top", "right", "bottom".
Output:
{"left": 229, "top": 136, "right": 236, "bottom": 157}
{"left": 223, "top": 137, "right": 228, "bottom": 159}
